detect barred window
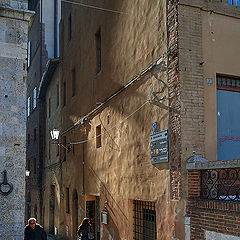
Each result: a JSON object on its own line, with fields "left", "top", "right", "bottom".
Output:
{"left": 217, "top": 75, "right": 240, "bottom": 91}
{"left": 133, "top": 200, "right": 156, "bottom": 240}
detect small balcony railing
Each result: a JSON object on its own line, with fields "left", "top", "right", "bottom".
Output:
{"left": 201, "top": 168, "right": 240, "bottom": 201}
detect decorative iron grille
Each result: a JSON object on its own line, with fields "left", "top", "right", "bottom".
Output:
{"left": 133, "top": 200, "right": 156, "bottom": 240}
{"left": 201, "top": 168, "right": 240, "bottom": 201}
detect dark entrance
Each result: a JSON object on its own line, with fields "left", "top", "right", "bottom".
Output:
{"left": 86, "top": 200, "right": 96, "bottom": 239}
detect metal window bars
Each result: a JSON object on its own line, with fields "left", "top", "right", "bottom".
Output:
{"left": 133, "top": 200, "right": 157, "bottom": 240}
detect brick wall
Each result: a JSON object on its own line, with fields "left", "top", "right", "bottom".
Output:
{"left": 187, "top": 170, "right": 240, "bottom": 239}
{"left": 167, "top": 0, "right": 182, "bottom": 200}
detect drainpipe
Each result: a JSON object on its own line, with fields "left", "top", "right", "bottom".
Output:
{"left": 39, "top": 0, "right": 43, "bottom": 224}
{"left": 82, "top": 130, "right": 85, "bottom": 195}
{"left": 54, "top": 0, "right": 58, "bottom": 58}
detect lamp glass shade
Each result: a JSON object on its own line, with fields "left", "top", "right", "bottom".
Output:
{"left": 26, "top": 170, "right": 30, "bottom": 177}
{"left": 50, "top": 129, "right": 60, "bottom": 140}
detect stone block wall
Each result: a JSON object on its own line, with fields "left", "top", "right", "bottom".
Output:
{"left": 0, "top": 1, "right": 32, "bottom": 239}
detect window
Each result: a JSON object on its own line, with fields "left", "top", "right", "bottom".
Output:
{"left": 228, "top": 0, "right": 240, "bottom": 6}
{"left": 56, "top": 83, "right": 59, "bottom": 107}
{"left": 217, "top": 75, "right": 240, "bottom": 160}
{"left": 96, "top": 125, "right": 101, "bottom": 148}
{"left": 72, "top": 144, "right": 75, "bottom": 155}
{"left": 133, "top": 200, "right": 156, "bottom": 240}
{"left": 72, "top": 68, "right": 76, "bottom": 97}
{"left": 27, "top": 159, "right": 31, "bottom": 171}
{"left": 33, "top": 87, "right": 37, "bottom": 109}
{"left": 34, "top": 128, "right": 37, "bottom": 141}
{"left": 27, "top": 97, "right": 30, "bottom": 117}
{"left": 27, "top": 41, "right": 31, "bottom": 67}
{"left": 66, "top": 187, "right": 70, "bottom": 213}
{"left": 63, "top": 82, "right": 66, "bottom": 107}
{"left": 49, "top": 141, "right": 51, "bottom": 160}
{"left": 34, "top": 204, "right": 37, "bottom": 219}
{"left": 56, "top": 140, "right": 59, "bottom": 156}
{"left": 48, "top": 98, "right": 51, "bottom": 117}
{"left": 68, "top": 14, "right": 72, "bottom": 41}
{"left": 33, "top": 158, "right": 36, "bottom": 174}
{"left": 95, "top": 29, "right": 101, "bottom": 73}
{"left": 27, "top": 133, "right": 30, "bottom": 146}
{"left": 62, "top": 136, "right": 67, "bottom": 161}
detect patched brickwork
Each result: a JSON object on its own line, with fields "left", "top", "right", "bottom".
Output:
{"left": 167, "top": 0, "right": 182, "bottom": 200}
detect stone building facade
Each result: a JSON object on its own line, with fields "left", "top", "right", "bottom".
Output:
{"left": 0, "top": 0, "right": 33, "bottom": 239}
{"left": 41, "top": 0, "right": 240, "bottom": 240}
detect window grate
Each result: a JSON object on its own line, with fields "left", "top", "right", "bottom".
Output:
{"left": 133, "top": 200, "right": 156, "bottom": 240}
{"left": 217, "top": 75, "right": 240, "bottom": 91}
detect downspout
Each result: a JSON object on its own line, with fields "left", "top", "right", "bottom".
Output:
{"left": 82, "top": 130, "right": 85, "bottom": 195}
{"left": 40, "top": 0, "right": 43, "bottom": 77}
{"left": 40, "top": 0, "right": 43, "bottom": 224}
{"left": 54, "top": 0, "right": 58, "bottom": 58}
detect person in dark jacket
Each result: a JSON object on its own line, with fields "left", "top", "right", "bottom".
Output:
{"left": 77, "top": 218, "right": 93, "bottom": 240}
{"left": 24, "top": 218, "right": 47, "bottom": 240}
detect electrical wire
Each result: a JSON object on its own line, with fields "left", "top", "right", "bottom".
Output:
{"left": 60, "top": 56, "right": 166, "bottom": 136}
{"left": 61, "top": 0, "right": 130, "bottom": 15}
{"left": 70, "top": 100, "right": 150, "bottom": 145}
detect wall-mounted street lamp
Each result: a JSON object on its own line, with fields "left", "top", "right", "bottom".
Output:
{"left": 50, "top": 129, "right": 71, "bottom": 151}
{"left": 50, "top": 129, "right": 60, "bottom": 141}
{"left": 26, "top": 170, "right": 30, "bottom": 177}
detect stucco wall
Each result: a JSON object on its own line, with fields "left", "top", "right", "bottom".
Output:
{"left": 59, "top": 0, "right": 181, "bottom": 239}
{"left": 202, "top": 11, "right": 240, "bottom": 161}
{"left": 0, "top": 1, "right": 32, "bottom": 239}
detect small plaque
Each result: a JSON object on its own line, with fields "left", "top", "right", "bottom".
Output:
{"left": 206, "top": 78, "right": 213, "bottom": 84}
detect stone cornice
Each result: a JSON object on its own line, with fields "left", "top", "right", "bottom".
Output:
{"left": 0, "top": 5, "right": 34, "bottom": 22}
{"left": 179, "top": 0, "right": 240, "bottom": 19}
{"left": 186, "top": 155, "right": 240, "bottom": 170}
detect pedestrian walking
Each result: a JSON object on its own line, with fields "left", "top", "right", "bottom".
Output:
{"left": 24, "top": 217, "right": 47, "bottom": 240}
{"left": 77, "top": 218, "right": 94, "bottom": 240}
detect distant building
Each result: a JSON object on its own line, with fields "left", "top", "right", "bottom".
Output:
{"left": 41, "top": 0, "right": 240, "bottom": 240}
{"left": 0, "top": 1, "right": 33, "bottom": 239}
{"left": 39, "top": 58, "right": 62, "bottom": 237}
{"left": 25, "top": 0, "right": 61, "bottom": 225}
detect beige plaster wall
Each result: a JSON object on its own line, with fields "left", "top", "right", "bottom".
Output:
{"left": 59, "top": 0, "right": 181, "bottom": 239}
{"left": 202, "top": 12, "right": 240, "bottom": 161}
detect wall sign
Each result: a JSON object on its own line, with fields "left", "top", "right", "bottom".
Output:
{"left": 150, "top": 130, "right": 169, "bottom": 164}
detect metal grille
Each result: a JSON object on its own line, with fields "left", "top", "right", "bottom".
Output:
{"left": 201, "top": 168, "right": 240, "bottom": 201}
{"left": 133, "top": 200, "right": 156, "bottom": 240}
{"left": 217, "top": 75, "right": 240, "bottom": 90}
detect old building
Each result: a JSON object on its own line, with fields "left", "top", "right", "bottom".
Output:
{"left": 41, "top": 0, "right": 240, "bottom": 240}
{"left": 25, "top": 0, "right": 61, "bottom": 224}
{"left": 39, "top": 58, "right": 62, "bottom": 237}
{"left": 0, "top": 0, "right": 33, "bottom": 239}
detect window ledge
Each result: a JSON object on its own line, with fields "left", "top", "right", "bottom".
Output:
{"left": 186, "top": 155, "right": 240, "bottom": 170}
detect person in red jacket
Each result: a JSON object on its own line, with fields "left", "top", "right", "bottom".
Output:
{"left": 24, "top": 218, "right": 47, "bottom": 240}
